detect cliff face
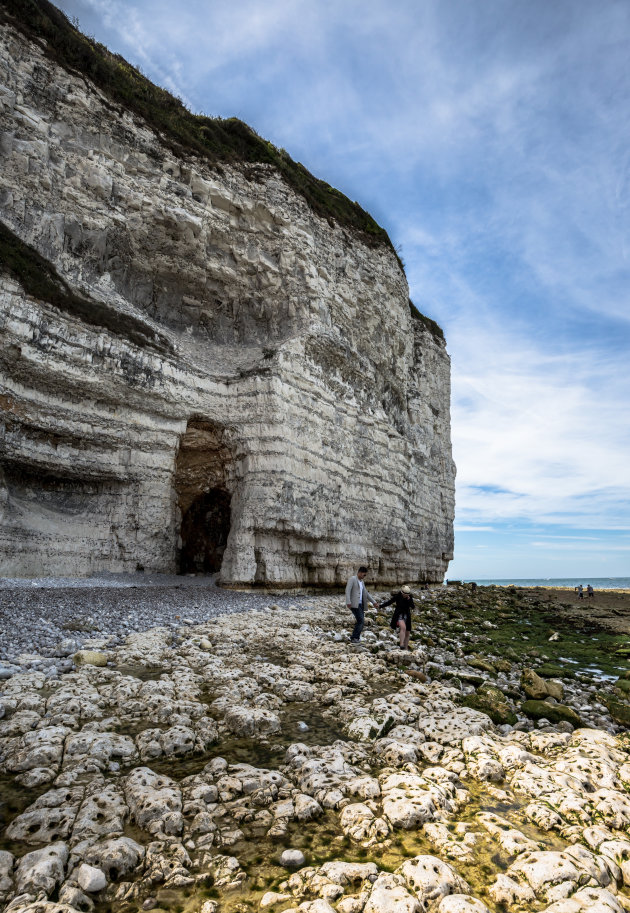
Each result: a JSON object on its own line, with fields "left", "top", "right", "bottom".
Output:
{"left": 0, "top": 17, "right": 455, "bottom": 586}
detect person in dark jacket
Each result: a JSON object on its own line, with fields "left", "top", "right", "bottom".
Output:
{"left": 381, "top": 585, "right": 414, "bottom": 650}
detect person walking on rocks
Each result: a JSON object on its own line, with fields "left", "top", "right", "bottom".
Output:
{"left": 346, "top": 566, "right": 379, "bottom": 643}
{"left": 381, "top": 585, "right": 415, "bottom": 650}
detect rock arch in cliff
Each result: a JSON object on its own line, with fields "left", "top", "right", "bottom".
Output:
{"left": 174, "top": 419, "right": 234, "bottom": 575}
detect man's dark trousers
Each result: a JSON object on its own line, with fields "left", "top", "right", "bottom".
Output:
{"left": 350, "top": 601, "right": 365, "bottom": 641}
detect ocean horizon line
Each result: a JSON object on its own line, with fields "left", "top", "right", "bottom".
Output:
{"left": 447, "top": 576, "right": 630, "bottom": 590}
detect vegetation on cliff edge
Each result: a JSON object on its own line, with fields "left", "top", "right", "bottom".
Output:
{"left": 409, "top": 299, "right": 445, "bottom": 341}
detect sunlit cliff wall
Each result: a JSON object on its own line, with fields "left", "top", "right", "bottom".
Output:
{"left": 0, "top": 11, "right": 455, "bottom": 585}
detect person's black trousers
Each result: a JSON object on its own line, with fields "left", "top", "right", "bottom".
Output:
{"left": 350, "top": 603, "right": 365, "bottom": 640}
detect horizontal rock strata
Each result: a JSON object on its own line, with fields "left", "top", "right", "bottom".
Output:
{"left": 0, "top": 12, "right": 454, "bottom": 585}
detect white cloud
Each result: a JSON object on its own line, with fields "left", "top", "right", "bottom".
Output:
{"left": 453, "top": 526, "right": 496, "bottom": 532}
{"left": 449, "top": 329, "right": 630, "bottom": 528}
{"left": 531, "top": 541, "right": 630, "bottom": 552}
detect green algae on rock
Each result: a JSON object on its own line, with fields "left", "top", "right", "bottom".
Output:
{"left": 604, "top": 698, "right": 630, "bottom": 727}
{"left": 520, "top": 699, "right": 581, "bottom": 728}
{"left": 462, "top": 683, "right": 517, "bottom": 726}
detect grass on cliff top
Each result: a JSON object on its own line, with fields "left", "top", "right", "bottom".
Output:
{"left": 0, "top": 219, "right": 172, "bottom": 352}
{"left": 409, "top": 299, "right": 445, "bottom": 341}
{"left": 2, "top": 0, "right": 388, "bottom": 248}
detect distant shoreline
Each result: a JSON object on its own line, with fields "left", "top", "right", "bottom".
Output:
{"left": 482, "top": 583, "right": 630, "bottom": 595}
{"left": 442, "top": 580, "right": 630, "bottom": 634}
{"left": 449, "top": 577, "right": 630, "bottom": 592}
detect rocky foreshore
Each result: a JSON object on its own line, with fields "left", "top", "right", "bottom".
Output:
{"left": 0, "top": 575, "right": 308, "bottom": 678}
{"left": 2, "top": 583, "right": 630, "bottom": 913}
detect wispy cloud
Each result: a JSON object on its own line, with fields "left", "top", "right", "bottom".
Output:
{"left": 448, "top": 316, "right": 630, "bottom": 528}
{"left": 454, "top": 526, "right": 496, "bottom": 533}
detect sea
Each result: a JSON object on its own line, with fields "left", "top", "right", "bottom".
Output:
{"left": 452, "top": 577, "right": 630, "bottom": 590}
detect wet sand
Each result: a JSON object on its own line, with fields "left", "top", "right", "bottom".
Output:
{"left": 499, "top": 585, "right": 630, "bottom": 635}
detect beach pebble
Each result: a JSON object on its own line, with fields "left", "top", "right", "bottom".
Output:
{"left": 280, "top": 849, "right": 306, "bottom": 868}
{"left": 77, "top": 862, "right": 107, "bottom": 892}
{"left": 74, "top": 650, "right": 108, "bottom": 667}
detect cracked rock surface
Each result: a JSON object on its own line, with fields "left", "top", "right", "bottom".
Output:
{"left": 1, "top": 584, "right": 630, "bottom": 913}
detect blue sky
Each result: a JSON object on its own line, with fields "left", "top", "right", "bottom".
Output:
{"left": 54, "top": 0, "right": 630, "bottom": 579}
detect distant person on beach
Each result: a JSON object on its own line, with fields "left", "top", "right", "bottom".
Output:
{"left": 345, "top": 567, "right": 380, "bottom": 643}
{"left": 381, "top": 585, "right": 415, "bottom": 650}
{"left": 587, "top": 584, "right": 594, "bottom": 598}
{"left": 576, "top": 584, "right": 584, "bottom": 599}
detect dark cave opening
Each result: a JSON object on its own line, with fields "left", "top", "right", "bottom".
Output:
{"left": 179, "top": 487, "right": 232, "bottom": 574}
{"left": 174, "top": 418, "right": 233, "bottom": 576}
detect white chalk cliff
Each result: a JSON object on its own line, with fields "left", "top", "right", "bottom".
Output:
{"left": 0, "top": 5, "right": 455, "bottom": 586}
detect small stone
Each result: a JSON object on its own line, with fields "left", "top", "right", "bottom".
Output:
{"left": 74, "top": 650, "right": 108, "bottom": 667}
{"left": 261, "top": 891, "right": 293, "bottom": 908}
{"left": 77, "top": 863, "right": 107, "bottom": 892}
{"left": 279, "top": 849, "right": 305, "bottom": 869}
{"left": 200, "top": 902, "right": 218, "bottom": 913}
{"left": 521, "top": 668, "right": 548, "bottom": 700}
{"left": 55, "top": 638, "right": 79, "bottom": 657}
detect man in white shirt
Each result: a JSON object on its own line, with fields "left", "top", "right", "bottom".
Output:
{"left": 345, "top": 566, "right": 379, "bottom": 643}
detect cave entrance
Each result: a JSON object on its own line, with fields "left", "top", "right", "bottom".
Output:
{"left": 174, "top": 419, "right": 233, "bottom": 575}
{"left": 179, "top": 488, "right": 231, "bottom": 573}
